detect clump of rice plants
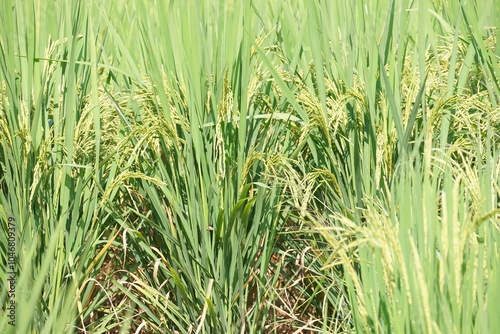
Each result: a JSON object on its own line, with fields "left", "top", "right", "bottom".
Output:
{"left": 0, "top": 0, "right": 498, "bottom": 333}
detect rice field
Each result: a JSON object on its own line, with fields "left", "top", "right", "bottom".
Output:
{"left": 1, "top": 0, "right": 499, "bottom": 333}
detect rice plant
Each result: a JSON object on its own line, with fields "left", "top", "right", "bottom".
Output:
{"left": 0, "top": 0, "right": 498, "bottom": 333}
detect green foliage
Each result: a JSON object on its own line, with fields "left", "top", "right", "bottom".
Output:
{"left": 0, "top": 0, "right": 498, "bottom": 333}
